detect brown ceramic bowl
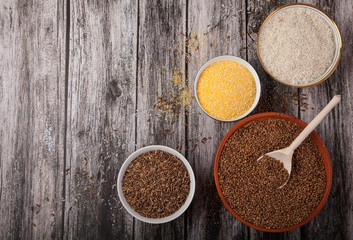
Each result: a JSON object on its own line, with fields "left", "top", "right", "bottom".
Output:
{"left": 214, "top": 112, "right": 332, "bottom": 232}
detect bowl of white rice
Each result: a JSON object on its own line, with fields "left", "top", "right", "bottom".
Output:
{"left": 257, "top": 3, "right": 342, "bottom": 88}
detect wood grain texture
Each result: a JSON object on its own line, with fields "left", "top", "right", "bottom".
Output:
{"left": 64, "top": 0, "right": 137, "bottom": 239}
{"left": 186, "top": 0, "right": 248, "bottom": 239}
{"left": 299, "top": 0, "right": 353, "bottom": 239}
{"left": 0, "top": 0, "right": 66, "bottom": 239}
{"left": 134, "top": 0, "right": 187, "bottom": 239}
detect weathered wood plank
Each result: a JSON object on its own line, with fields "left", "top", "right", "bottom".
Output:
{"left": 65, "top": 0, "right": 137, "bottom": 239}
{"left": 0, "top": 0, "right": 66, "bottom": 239}
{"left": 246, "top": 1, "right": 302, "bottom": 239}
{"left": 134, "top": 0, "right": 187, "bottom": 239}
{"left": 299, "top": 0, "right": 353, "bottom": 239}
{"left": 186, "top": 0, "right": 249, "bottom": 239}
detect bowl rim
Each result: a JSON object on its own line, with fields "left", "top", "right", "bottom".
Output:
{"left": 117, "top": 145, "right": 196, "bottom": 224}
{"left": 214, "top": 112, "right": 333, "bottom": 232}
{"left": 194, "top": 55, "right": 261, "bottom": 122}
{"left": 257, "top": 3, "right": 343, "bottom": 88}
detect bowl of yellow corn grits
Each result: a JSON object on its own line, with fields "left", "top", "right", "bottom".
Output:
{"left": 194, "top": 56, "right": 261, "bottom": 121}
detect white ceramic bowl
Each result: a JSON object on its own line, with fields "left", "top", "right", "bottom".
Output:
{"left": 194, "top": 55, "right": 261, "bottom": 122}
{"left": 257, "top": 3, "right": 342, "bottom": 88}
{"left": 117, "top": 145, "right": 196, "bottom": 224}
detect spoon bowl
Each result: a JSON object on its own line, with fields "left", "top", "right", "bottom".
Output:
{"left": 258, "top": 147, "right": 293, "bottom": 188}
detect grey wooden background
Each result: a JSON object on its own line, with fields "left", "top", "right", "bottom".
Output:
{"left": 0, "top": 0, "right": 352, "bottom": 239}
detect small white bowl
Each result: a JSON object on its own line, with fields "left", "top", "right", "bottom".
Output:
{"left": 117, "top": 145, "right": 196, "bottom": 224}
{"left": 194, "top": 55, "right": 261, "bottom": 122}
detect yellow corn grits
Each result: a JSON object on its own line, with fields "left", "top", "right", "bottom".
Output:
{"left": 197, "top": 61, "right": 256, "bottom": 120}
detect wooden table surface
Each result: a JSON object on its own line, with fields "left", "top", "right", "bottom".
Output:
{"left": 1, "top": 0, "right": 352, "bottom": 239}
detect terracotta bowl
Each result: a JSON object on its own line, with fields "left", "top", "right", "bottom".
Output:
{"left": 214, "top": 112, "right": 332, "bottom": 232}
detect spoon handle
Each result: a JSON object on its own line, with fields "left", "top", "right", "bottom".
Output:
{"left": 289, "top": 95, "right": 341, "bottom": 151}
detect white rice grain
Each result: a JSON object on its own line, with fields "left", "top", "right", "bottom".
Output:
{"left": 259, "top": 7, "right": 336, "bottom": 85}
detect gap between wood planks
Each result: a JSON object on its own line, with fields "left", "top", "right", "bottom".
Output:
{"left": 62, "top": 0, "right": 70, "bottom": 238}
{"left": 184, "top": 1, "right": 189, "bottom": 239}
{"left": 132, "top": 0, "right": 141, "bottom": 238}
